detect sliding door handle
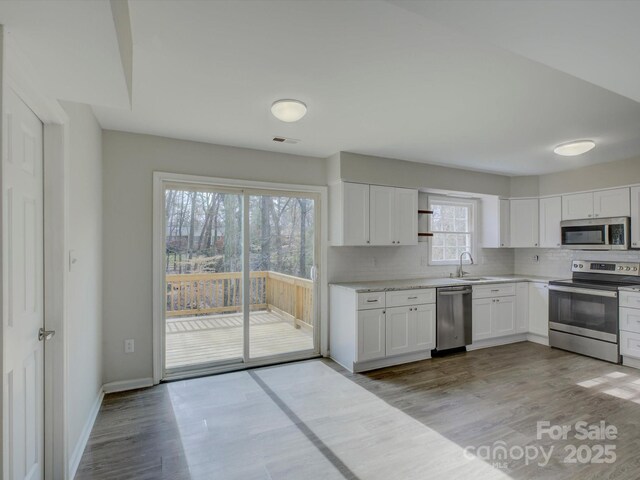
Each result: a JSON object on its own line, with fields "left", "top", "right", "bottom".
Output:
{"left": 38, "top": 328, "right": 56, "bottom": 341}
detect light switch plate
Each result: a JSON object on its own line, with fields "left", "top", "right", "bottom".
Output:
{"left": 124, "top": 339, "right": 135, "bottom": 353}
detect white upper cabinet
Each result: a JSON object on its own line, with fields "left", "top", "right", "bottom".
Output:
{"left": 395, "top": 187, "right": 419, "bottom": 245}
{"left": 330, "top": 182, "right": 370, "bottom": 246}
{"left": 481, "top": 197, "right": 510, "bottom": 248}
{"left": 509, "top": 198, "right": 539, "bottom": 248}
{"left": 631, "top": 186, "right": 640, "bottom": 248}
{"left": 593, "top": 188, "right": 630, "bottom": 218}
{"left": 370, "top": 185, "right": 396, "bottom": 245}
{"left": 539, "top": 196, "right": 562, "bottom": 248}
{"left": 370, "top": 185, "right": 418, "bottom": 246}
{"left": 330, "top": 182, "right": 417, "bottom": 246}
{"left": 562, "top": 192, "right": 594, "bottom": 220}
{"left": 562, "top": 188, "right": 630, "bottom": 220}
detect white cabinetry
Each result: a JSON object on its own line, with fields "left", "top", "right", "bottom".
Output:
{"left": 358, "top": 308, "right": 386, "bottom": 361}
{"left": 620, "top": 290, "right": 640, "bottom": 368}
{"left": 539, "top": 196, "right": 562, "bottom": 248}
{"left": 510, "top": 199, "right": 539, "bottom": 248}
{"left": 562, "top": 188, "right": 630, "bottom": 220}
{"left": 330, "top": 285, "right": 435, "bottom": 372}
{"left": 370, "top": 185, "right": 418, "bottom": 245}
{"left": 562, "top": 192, "right": 594, "bottom": 220}
{"left": 329, "top": 181, "right": 418, "bottom": 246}
{"left": 472, "top": 284, "right": 516, "bottom": 341}
{"left": 330, "top": 182, "right": 370, "bottom": 245}
{"left": 515, "top": 282, "right": 529, "bottom": 333}
{"left": 528, "top": 282, "right": 549, "bottom": 338}
{"left": 386, "top": 304, "right": 436, "bottom": 356}
{"left": 593, "top": 188, "right": 630, "bottom": 218}
{"left": 631, "top": 186, "right": 640, "bottom": 248}
{"left": 481, "top": 197, "right": 510, "bottom": 248}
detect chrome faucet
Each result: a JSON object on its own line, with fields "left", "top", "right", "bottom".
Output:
{"left": 457, "top": 251, "right": 475, "bottom": 278}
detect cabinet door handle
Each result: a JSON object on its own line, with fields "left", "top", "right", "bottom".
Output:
{"left": 491, "top": 289, "right": 499, "bottom": 292}
{"left": 408, "top": 296, "right": 418, "bottom": 299}
{"left": 366, "top": 299, "right": 379, "bottom": 303}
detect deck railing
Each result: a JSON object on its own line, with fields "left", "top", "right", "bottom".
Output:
{"left": 165, "top": 271, "right": 314, "bottom": 329}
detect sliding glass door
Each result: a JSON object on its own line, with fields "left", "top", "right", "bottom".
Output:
{"left": 248, "top": 193, "right": 316, "bottom": 359}
{"left": 162, "top": 182, "right": 318, "bottom": 376}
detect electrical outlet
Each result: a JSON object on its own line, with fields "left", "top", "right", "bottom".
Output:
{"left": 124, "top": 339, "right": 135, "bottom": 353}
{"left": 370, "top": 257, "right": 377, "bottom": 267}
{"left": 532, "top": 255, "right": 539, "bottom": 263}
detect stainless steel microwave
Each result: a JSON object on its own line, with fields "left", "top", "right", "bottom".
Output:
{"left": 560, "top": 217, "right": 629, "bottom": 250}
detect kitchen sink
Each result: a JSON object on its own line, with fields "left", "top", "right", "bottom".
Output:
{"left": 457, "top": 277, "right": 493, "bottom": 282}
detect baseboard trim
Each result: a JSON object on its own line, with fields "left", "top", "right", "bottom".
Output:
{"left": 622, "top": 356, "right": 640, "bottom": 369}
{"left": 68, "top": 388, "right": 104, "bottom": 479}
{"left": 102, "top": 377, "right": 154, "bottom": 394}
{"left": 526, "top": 333, "right": 550, "bottom": 346}
{"left": 468, "top": 334, "right": 528, "bottom": 351}
{"left": 352, "top": 351, "right": 432, "bottom": 373}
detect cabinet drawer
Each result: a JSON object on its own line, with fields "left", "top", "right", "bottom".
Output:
{"left": 386, "top": 288, "right": 435, "bottom": 307}
{"left": 472, "top": 283, "right": 516, "bottom": 299}
{"left": 621, "top": 331, "right": 640, "bottom": 359}
{"left": 620, "top": 307, "right": 640, "bottom": 334}
{"left": 357, "top": 291, "right": 386, "bottom": 310}
{"left": 620, "top": 291, "right": 640, "bottom": 309}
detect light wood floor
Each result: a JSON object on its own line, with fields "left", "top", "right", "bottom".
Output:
{"left": 165, "top": 311, "right": 313, "bottom": 368}
{"left": 76, "top": 343, "right": 640, "bottom": 479}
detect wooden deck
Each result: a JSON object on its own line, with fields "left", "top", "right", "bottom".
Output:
{"left": 165, "top": 310, "right": 313, "bottom": 369}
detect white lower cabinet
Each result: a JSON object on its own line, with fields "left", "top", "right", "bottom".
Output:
{"left": 386, "top": 304, "right": 436, "bottom": 356}
{"left": 472, "top": 296, "right": 516, "bottom": 341}
{"left": 515, "top": 282, "right": 529, "bottom": 333}
{"left": 528, "top": 282, "right": 549, "bottom": 337}
{"left": 357, "top": 308, "right": 386, "bottom": 362}
{"left": 620, "top": 290, "right": 640, "bottom": 368}
{"left": 330, "top": 285, "right": 435, "bottom": 372}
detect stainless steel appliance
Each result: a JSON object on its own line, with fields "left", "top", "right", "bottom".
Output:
{"left": 436, "top": 286, "right": 472, "bottom": 351}
{"left": 560, "top": 217, "right": 629, "bottom": 250}
{"left": 549, "top": 260, "right": 640, "bottom": 363}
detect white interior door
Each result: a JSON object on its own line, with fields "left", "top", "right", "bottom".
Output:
{"left": 3, "top": 88, "right": 44, "bottom": 480}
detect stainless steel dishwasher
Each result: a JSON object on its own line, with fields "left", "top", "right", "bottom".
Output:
{"left": 436, "top": 286, "right": 472, "bottom": 352}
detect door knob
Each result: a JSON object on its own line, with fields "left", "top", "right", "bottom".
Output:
{"left": 38, "top": 328, "right": 56, "bottom": 341}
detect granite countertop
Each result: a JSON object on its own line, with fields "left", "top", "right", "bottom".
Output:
{"left": 330, "top": 274, "right": 561, "bottom": 293}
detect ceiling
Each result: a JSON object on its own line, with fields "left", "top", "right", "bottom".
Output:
{"left": 2, "top": 0, "right": 640, "bottom": 176}
{"left": 0, "top": 0, "right": 130, "bottom": 108}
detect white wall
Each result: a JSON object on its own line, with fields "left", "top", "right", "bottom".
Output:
{"left": 102, "top": 130, "right": 327, "bottom": 383}
{"left": 61, "top": 102, "right": 103, "bottom": 464}
{"left": 338, "top": 151, "right": 512, "bottom": 197}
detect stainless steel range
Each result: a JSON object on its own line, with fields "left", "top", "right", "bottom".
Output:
{"left": 549, "top": 260, "right": 640, "bottom": 363}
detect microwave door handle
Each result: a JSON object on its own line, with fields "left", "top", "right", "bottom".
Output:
{"left": 604, "top": 224, "right": 610, "bottom": 246}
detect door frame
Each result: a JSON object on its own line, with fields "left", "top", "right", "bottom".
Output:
{"left": 152, "top": 172, "right": 328, "bottom": 383}
{"left": 1, "top": 33, "right": 70, "bottom": 479}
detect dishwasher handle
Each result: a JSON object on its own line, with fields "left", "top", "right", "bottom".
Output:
{"left": 438, "top": 287, "right": 472, "bottom": 296}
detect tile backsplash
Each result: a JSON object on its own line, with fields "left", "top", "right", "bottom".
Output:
{"left": 328, "top": 245, "right": 640, "bottom": 284}
{"left": 328, "top": 244, "right": 514, "bottom": 283}
{"left": 514, "top": 249, "right": 640, "bottom": 278}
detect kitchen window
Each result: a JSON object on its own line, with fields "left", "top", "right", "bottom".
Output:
{"left": 428, "top": 196, "right": 476, "bottom": 265}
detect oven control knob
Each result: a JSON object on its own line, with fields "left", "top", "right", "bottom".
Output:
{"left": 626, "top": 267, "right": 631, "bottom": 271}
{"left": 573, "top": 263, "right": 578, "bottom": 268}
{"left": 619, "top": 266, "right": 624, "bottom": 270}
{"left": 579, "top": 264, "right": 584, "bottom": 268}
{"left": 634, "top": 267, "right": 638, "bottom": 271}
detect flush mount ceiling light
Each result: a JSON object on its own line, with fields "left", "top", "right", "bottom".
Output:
{"left": 271, "top": 99, "right": 307, "bottom": 122}
{"left": 553, "top": 140, "right": 596, "bottom": 156}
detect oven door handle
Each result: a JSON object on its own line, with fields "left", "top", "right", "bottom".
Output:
{"left": 548, "top": 285, "right": 618, "bottom": 298}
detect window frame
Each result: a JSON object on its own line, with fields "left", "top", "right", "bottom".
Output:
{"left": 427, "top": 195, "right": 477, "bottom": 266}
